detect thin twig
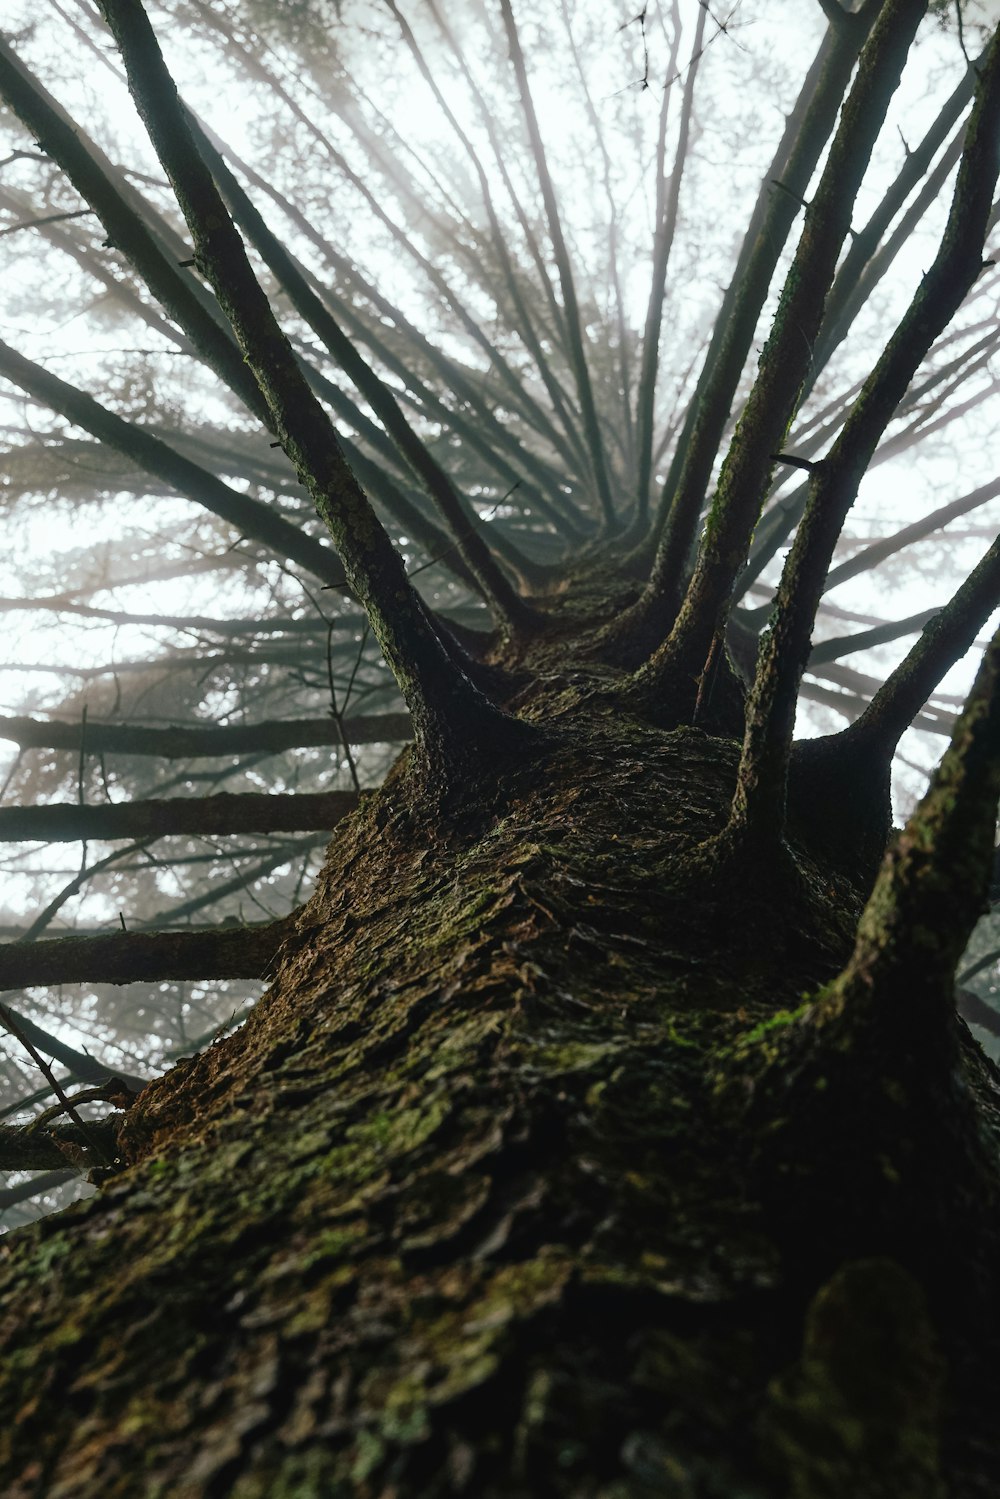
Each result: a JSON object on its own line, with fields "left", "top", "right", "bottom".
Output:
{"left": 407, "top": 484, "right": 520, "bottom": 581}
{"left": 326, "top": 622, "right": 361, "bottom": 794}
{"left": 0, "top": 1003, "right": 110, "bottom": 1165}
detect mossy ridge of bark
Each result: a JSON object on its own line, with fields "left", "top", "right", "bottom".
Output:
{"left": 0, "top": 692, "right": 960, "bottom": 1497}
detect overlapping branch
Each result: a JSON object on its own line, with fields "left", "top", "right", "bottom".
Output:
{"left": 630, "top": 0, "right": 928, "bottom": 707}
{"left": 95, "top": 0, "right": 532, "bottom": 776}
{"left": 724, "top": 19, "right": 1000, "bottom": 858}
{"left": 630, "top": 2, "right": 879, "bottom": 617}
{"left": 499, "top": 0, "right": 617, "bottom": 531}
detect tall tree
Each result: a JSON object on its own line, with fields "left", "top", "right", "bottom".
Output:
{"left": 0, "top": 0, "right": 999, "bottom": 1490}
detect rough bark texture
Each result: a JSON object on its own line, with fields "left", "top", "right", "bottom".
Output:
{"left": 0, "top": 625, "right": 997, "bottom": 1497}
{"left": 3, "top": 7, "right": 1000, "bottom": 1494}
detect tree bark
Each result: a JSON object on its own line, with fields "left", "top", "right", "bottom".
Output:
{"left": 0, "top": 687, "right": 997, "bottom": 1494}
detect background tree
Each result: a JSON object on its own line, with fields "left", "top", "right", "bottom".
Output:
{"left": 0, "top": 0, "right": 999, "bottom": 1491}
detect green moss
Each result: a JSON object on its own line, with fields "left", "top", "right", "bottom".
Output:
{"left": 743, "top": 1005, "right": 809, "bottom": 1047}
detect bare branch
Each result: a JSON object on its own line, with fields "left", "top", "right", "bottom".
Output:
{"left": 96, "top": 0, "right": 535, "bottom": 778}
{"left": 0, "top": 338, "right": 350, "bottom": 592}
{"left": 627, "top": 10, "right": 877, "bottom": 636}
{"left": 0, "top": 791, "right": 359, "bottom": 845}
{"left": 498, "top": 0, "right": 617, "bottom": 531}
{"left": 0, "top": 35, "right": 270, "bottom": 425}
{"left": 723, "top": 21, "right": 1000, "bottom": 858}
{"left": 0, "top": 713, "right": 411, "bottom": 759}
{"left": 0, "top": 918, "right": 290, "bottom": 990}
{"left": 633, "top": 0, "right": 928, "bottom": 710}
{"left": 0, "top": 1119, "right": 121, "bottom": 1171}
{"left": 188, "top": 120, "right": 538, "bottom": 619}
{"left": 634, "top": 3, "right": 704, "bottom": 528}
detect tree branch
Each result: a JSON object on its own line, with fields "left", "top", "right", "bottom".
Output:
{"left": 190, "top": 3, "right": 572, "bottom": 481}
{"left": 498, "top": 0, "right": 617, "bottom": 531}
{"left": 0, "top": 1169, "right": 75, "bottom": 1208}
{"left": 0, "top": 713, "right": 411, "bottom": 759}
{"left": 808, "top": 608, "right": 941, "bottom": 664}
{"left": 847, "top": 524, "right": 1000, "bottom": 764}
{"left": 0, "top": 791, "right": 358, "bottom": 843}
{"left": 634, "top": 2, "right": 704, "bottom": 529}
{"left": 815, "top": 0, "right": 850, "bottom": 24}
{"left": 96, "top": 0, "right": 531, "bottom": 779}
{"left": 627, "top": 10, "right": 876, "bottom": 637}
{"left": 189, "top": 119, "right": 537, "bottom": 621}
{"left": 0, "top": 338, "right": 350, "bottom": 593}
{"left": 725, "top": 18, "right": 1000, "bottom": 859}
{"left": 632, "top": 0, "right": 928, "bottom": 709}
{"left": 830, "top": 622, "right": 1000, "bottom": 1034}
{"left": 0, "top": 1120, "right": 122, "bottom": 1171}
{"left": 0, "top": 1001, "right": 147, "bottom": 1090}
{"left": 0, "top": 35, "right": 270, "bottom": 426}
{"left": 0, "top": 918, "right": 289, "bottom": 990}
{"left": 381, "top": 0, "right": 588, "bottom": 516}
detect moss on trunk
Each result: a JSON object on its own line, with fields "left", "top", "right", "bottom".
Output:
{"left": 0, "top": 645, "right": 997, "bottom": 1497}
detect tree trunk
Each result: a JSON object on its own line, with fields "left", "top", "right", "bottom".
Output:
{"left": 0, "top": 626, "right": 996, "bottom": 1498}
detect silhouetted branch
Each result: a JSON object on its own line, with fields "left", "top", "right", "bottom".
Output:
{"left": 814, "top": 0, "right": 850, "bottom": 26}
{"left": 425, "top": 0, "right": 578, "bottom": 407}
{"left": 0, "top": 596, "right": 362, "bottom": 637}
{"left": 189, "top": 4, "right": 565, "bottom": 474}
{"left": 831, "top": 622, "right": 1000, "bottom": 1032}
{"left": 634, "top": 2, "right": 703, "bottom": 528}
{"left": 0, "top": 1119, "right": 121, "bottom": 1171}
{"left": 0, "top": 1170, "right": 75, "bottom": 1207}
{"left": 499, "top": 0, "right": 617, "bottom": 530}
{"left": 631, "top": 9, "right": 876, "bottom": 631}
{"left": 191, "top": 120, "right": 536, "bottom": 622}
{"left": 0, "top": 1003, "right": 115, "bottom": 1164}
{"left": 0, "top": 1001, "right": 147, "bottom": 1090}
{"left": 0, "top": 713, "right": 411, "bottom": 758}
{"left": 0, "top": 35, "right": 270, "bottom": 425}
{"left": 849, "top": 524, "right": 1000, "bottom": 762}
{"left": 0, "top": 790, "right": 358, "bottom": 843}
{"left": 0, "top": 338, "right": 349, "bottom": 591}
{"left": 725, "top": 19, "right": 1000, "bottom": 858}
{"left": 384, "top": 0, "right": 588, "bottom": 512}
{"left": 635, "top": 0, "right": 927, "bottom": 710}
{"left": 808, "top": 608, "right": 941, "bottom": 664}
{"left": 816, "top": 48, "right": 980, "bottom": 373}
{"left": 98, "top": 0, "right": 529, "bottom": 777}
